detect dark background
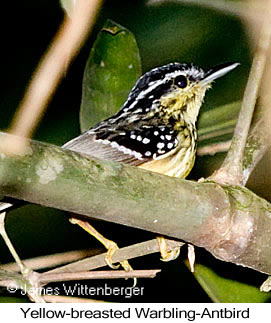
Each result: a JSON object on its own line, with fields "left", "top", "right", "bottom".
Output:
{"left": 1, "top": 0, "right": 262, "bottom": 302}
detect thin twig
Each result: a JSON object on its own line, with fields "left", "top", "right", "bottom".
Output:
{"left": 0, "top": 213, "right": 26, "bottom": 274}
{"left": 198, "top": 128, "right": 234, "bottom": 142}
{"left": 0, "top": 269, "right": 27, "bottom": 288}
{"left": 45, "top": 239, "right": 184, "bottom": 275}
{"left": 0, "top": 212, "right": 45, "bottom": 303}
{"left": 210, "top": 0, "right": 271, "bottom": 185}
{"left": 3, "top": 0, "right": 103, "bottom": 155}
{"left": 39, "top": 269, "right": 161, "bottom": 285}
{"left": 197, "top": 141, "right": 231, "bottom": 157}
{"left": 0, "top": 248, "right": 101, "bottom": 272}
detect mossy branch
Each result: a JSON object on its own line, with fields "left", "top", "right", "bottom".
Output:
{"left": 0, "top": 132, "right": 271, "bottom": 275}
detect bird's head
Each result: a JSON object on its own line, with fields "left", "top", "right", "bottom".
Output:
{"left": 122, "top": 62, "right": 239, "bottom": 127}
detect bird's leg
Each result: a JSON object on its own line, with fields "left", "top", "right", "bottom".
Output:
{"left": 69, "top": 218, "right": 133, "bottom": 272}
{"left": 157, "top": 237, "right": 195, "bottom": 271}
{"left": 156, "top": 236, "right": 181, "bottom": 262}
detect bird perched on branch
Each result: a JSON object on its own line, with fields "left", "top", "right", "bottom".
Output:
{"left": 63, "top": 61, "right": 239, "bottom": 273}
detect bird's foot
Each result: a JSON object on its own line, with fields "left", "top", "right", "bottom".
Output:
{"left": 70, "top": 218, "right": 136, "bottom": 285}
{"left": 157, "top": 236, "right": 181, "bottom": 262}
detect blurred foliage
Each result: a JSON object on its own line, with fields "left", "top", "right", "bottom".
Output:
{"left": 1, "top": 0, "right": 270, "bottom": 303}
{"left": 193, "top": 262, "right": 271, "bottom": 303}
{"left": 197, "top": 101, "right": 241, "bottom": 148}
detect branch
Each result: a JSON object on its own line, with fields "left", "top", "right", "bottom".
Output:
{"left": 39, "top": 269, "right": 161, "bottom": 285}
{"left": 242, "top": 118, "right": 271, "bottom": 185}
{"left": 210, "top": 0, "right": 271, "bottom": 185}
{"left": 3, "top": 0, "right": 103, "bottom": 155}
{"left": 0, "top": 248, "right": 101, "bottom": 272}
{"left": 45, "top": 239, "right": 184, "bottom": 275}
{"left": 1, "top": 239, "right": 183, "bottom": 275}
{"left": 0, "top": 132, "right": 271, "bottom": 275}
{"left": 0, "top": 269, "right": 28, "bottom": 288}
{"left": 242, "top": 28, "right": 271, "bottom": 184}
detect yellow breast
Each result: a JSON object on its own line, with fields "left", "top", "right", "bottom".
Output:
{"left": 139, "top": 130, "right": 196, "bottom": 179}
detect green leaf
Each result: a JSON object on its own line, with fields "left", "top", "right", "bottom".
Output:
{"left": 197, "top": 101, "right": 241, "bottom": 147}
{"left": 194, "top": 263, "right": 271, "bottom": 303}
{"left": 80, "top": 19, "right": 142, "bottom": 132}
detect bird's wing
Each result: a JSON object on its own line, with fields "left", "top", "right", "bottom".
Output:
{"left": 62, "top": 131, "right": 148, "bottom": 166}
{"left": 62, "top": 121, "right": 179, "bottom": 166}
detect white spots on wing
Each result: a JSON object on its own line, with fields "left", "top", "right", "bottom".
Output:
{"left": 111, "top": 142, "right": 119, "bottom": 149}
{"left": 133, "top": 108, "right": 143, "bottom": 113}
{"left": 166, "top": 135, "right": 172, "bottom": 140}
{"left": 99, "top": 139, "right": 110, "bottom": 145}
{"left": 157, "top": 142, "right": 165, "bottom": 149}
{"left": 145, "top": 151, "right": 152, "bottom": 157}
{"left": 118, "top": 145, "right": 132, "bottom": 155}
{"left": 36, "top": 154, "right": 64, "bottom": 184}
{"left": 167, "top": 142, "right": 173, "bottom": 149}
{"left": 143, "top": 138, "right": 150, "bottom": 144}
{"left": 126, "top": 113, "right": 139, "bottom": 123}
{"left": 137, "top": 135, "right": 142, "bottom": 141}
{"left": 118, "top": 145, "right": 132, "bottom": 156}
{"left": 130, "top": 134, "right": 136, "bottom": 139}
{"left": 123, "top": 100, "right": 137, "bottom": 113}
{"left": 134, "top": 151, "right": 143, "bottom": 159}
{"left": 160, "top": 135, "right": 165, "bottom": 140}
{"left": 154, "top": 131, "right": 159, "bottom": 136}
{"left": 106, "top": 140, "right": 143, "bottom": 160}
{"left": 118, "top": 145, "right": 142, "bottom": 160}
{"left": 132, "top": 151, "right": 142, "bottom": 160}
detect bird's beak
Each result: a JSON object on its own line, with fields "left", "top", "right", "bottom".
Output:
{"left": 200, "top": 62, "right": 240, "bottom": 86}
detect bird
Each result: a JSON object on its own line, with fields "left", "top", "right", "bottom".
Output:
{"left": 62, "top": 61, "right": 239, "bottom": 273}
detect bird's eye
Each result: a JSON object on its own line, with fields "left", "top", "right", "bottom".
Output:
{"left": 175, "top": 75, "right": 188, "bottom": 88}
